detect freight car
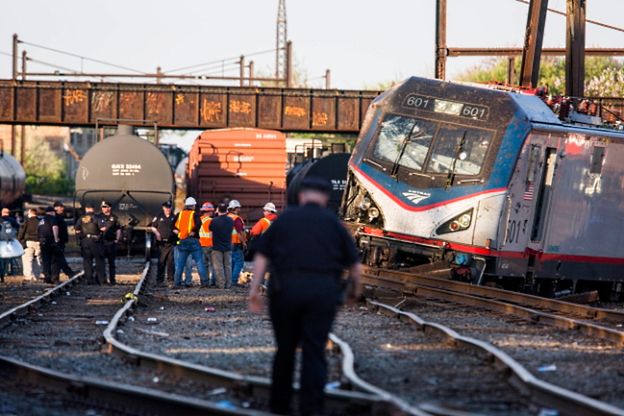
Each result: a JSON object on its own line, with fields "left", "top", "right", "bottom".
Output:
{"left": 287, "top": 152, "right": 350, "bottom": 212}
{"left": 0, "top": 151, "right": 26, "bottom": 209}
{"left": 341, "top": 76, "right": 624, "bottom": 298}
{"left": 75, "top": 126, "right": 175, "bottom": 254}
{"left": 187, "top": 128, "right": 286, "bottom": 222}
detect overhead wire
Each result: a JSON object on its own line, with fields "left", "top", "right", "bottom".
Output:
{"left": 164, "top": 47, "right": 276, "bottom": 73}
{"left": 20, "top": 39, "right": 148, "bottom": 74}
{"left": 514, "top": 0, "right": 624, "bottom": 34}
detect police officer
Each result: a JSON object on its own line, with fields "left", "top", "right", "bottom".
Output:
{"left": 151, "top": 201, "right": 176, "bottom": 286}
{"left": 53, "top": 201, "right": 75, "bottom": 278}
{"left": 248, "top": 177, "right": 362, "bottom": 416}
{"left": 75, "top": 203, "right": 105, "bottom": 285}
{"left": 38, "top": 206, "right": 60, "bottom": 284}
{"left": 98, "top": 201, "right": 121, "bottom": 285}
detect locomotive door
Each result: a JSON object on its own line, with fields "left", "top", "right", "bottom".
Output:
{"left": 529, "top": 147, "right": 558, "bottom": 246}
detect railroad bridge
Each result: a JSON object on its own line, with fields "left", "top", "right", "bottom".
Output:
{"left": 0, "top": 80, "right": 379, "bottom": 133}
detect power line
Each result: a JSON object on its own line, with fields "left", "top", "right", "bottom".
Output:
{"left": 1, "top": 50, "right": 79, "bottom": 72}
{"left": 514, "top": 0, "right": 624, "bottom": 33}
{"left": 164, "top": 48, "right": 276, "bottom": 73}
{"left": 20, "top": 40, "right": 148, "bottom": 74}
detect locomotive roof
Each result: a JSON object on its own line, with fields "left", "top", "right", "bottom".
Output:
{"left": 378, "top": 76, "right": 624, "bottom": 140}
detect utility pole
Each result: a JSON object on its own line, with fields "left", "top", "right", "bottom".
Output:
{"left": 248, "top": 60, "right": 255, "bottom": 86}
{"left": 276, "top": 0, "right": 287, "bottom": 85}
{"left": 12, "top": 34, "right": 18, "bottom": 81}
{"left": 20, "top": 50, "right": 27, "bottom": 163}
{"left": 324, "top": 69, "right": 331, "bottom": 89}
{"left": 435, "top": 0, "right": 447, "bottom": 80}
{"left": 519, "top": 0, "right": 549, "bottom": 88}
{"left": 566, "top": 0, "right": 586, "bottom": 97}
{"left": 239, "top": 55, "right": 245, "bottom": 87}
{"left": 285, "top": 41, "right": 293, "bottom": 88}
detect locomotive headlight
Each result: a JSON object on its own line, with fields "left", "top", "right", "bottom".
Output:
{"left": 436, "top": 209, "right": 474, "bottom": 235}
{"left": 368, "top": 207, "right": 380, "bottom": 219}
{"left": 359, "top": 197, "right": 371, "bottom": 211}
{"left": 457, "top": 213, "right": 471, "bottom": 228}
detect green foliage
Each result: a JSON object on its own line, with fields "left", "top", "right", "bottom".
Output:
{"left": 455, "top": 56, "right": 624, "bottom": 96}
{"left": 24, "top": 140, "right": 73, "bottom": 196}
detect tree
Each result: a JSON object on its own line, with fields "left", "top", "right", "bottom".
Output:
{"left": 24, "top": 138, "right": 73, "bottom": 196}
{"left": 455, "top": 56, "right": 624, "bottom": 96}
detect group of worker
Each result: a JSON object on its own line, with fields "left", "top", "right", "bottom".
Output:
{"left": 74, "top": 200, "right": 121, "bottom": 285}
{"left": 15, "top": 202, "right": 75, "bottom": 284}
{"left": 151, "top": 197, "right": 278, "bottom": 289}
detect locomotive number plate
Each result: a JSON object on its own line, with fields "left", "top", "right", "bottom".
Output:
{"left": 402, "top": 94, "right": 489, "bottom": 121}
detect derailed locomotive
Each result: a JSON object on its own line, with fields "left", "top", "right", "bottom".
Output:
{"left": 341, "top": 76, "right": 624, "bottom": 297}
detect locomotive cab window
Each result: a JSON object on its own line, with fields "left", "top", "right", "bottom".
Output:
{"left": 371, "top": 115, "right": 435, "bottom": 172}
{"left": 426, "top": 126, "right": 491, "bottom": 175}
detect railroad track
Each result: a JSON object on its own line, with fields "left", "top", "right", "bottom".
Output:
{"left": 357, "top": 265, "right": 624, "bottom": 415}
{"left": 106, "top": 272, "right": 395, "bottom": 415}
{"left": 0, "top": 261, "right": 270, "bottom": 415}
{"left": 361, "top": 266, "right": 624, "bottom": 345}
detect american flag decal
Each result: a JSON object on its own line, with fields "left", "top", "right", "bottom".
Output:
{"left": 523, "top": 184, "right": 535, "bottom": 201}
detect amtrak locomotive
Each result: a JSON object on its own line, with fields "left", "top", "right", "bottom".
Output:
{"left": 341, "top": 76, "right": 624, "bottom": 298}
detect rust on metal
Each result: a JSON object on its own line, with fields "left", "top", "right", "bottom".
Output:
{"left": 0, "top": 80, "right": 378, "bottom": 133}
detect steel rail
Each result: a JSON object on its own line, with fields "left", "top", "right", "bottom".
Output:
{"left": 328, "top": 333, "right": 431, "bottom": 416}
{"left": 0, "top": 355, "right": 265, "bottom": 416}
{"left": 0, "top": 272, "right": 84, "bottom": 328}
{"left": 362, "top": 271, "right": 624, "bottom": 346}
{"left": 367, "top": 300, "right": 624, "bottom": 416}
{"left": 362, "top": 265, "right": 624, "bottom": 322}
{"left": 103, "top": 263, "right": 389, "bottom": 415}
{"left": 0, "top": 265, "right": 264, "bottom": 415}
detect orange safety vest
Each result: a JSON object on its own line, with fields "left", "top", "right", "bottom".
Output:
{"left": 199, "top": 215, "right": 213, "bottom": 247}
{"left": 227, "top": 212, "right": 245, "bottom": 244}
{"left": 175, "top": 210, "right": 195, "bottom": 240}
{"left": 251, "top": 217, "right": 272, "bottom": 236}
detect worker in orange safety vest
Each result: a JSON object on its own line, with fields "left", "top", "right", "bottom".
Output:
{"left": 198, "top": 201, "right": 216, "bottom": 286}
{"left": 172, "top": 197, "right": 209, "bottom": 288}
{"left": 250, "top": 202, "right": 278, "bottom": 237}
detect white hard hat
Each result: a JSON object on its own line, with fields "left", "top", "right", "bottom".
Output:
{"left": 263, "top": 202, "right": 277, "bottom": 213}
{"left": 228, "top": 199, "right": 241, "bottom": 209}
{"left": 184, "top": 197, "right": 197, "bottom": 206}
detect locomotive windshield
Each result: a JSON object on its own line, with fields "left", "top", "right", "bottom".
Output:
{"left": 367, "top": 113, "right": 492, "bottom": 181}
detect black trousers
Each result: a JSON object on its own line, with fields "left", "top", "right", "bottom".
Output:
{"left": 40, "top": 243, "right": 60, "bottom": 283}
{"left": 268, "top": 275, "right": 338, "bottom": 415}
{"left": 102, "top": 242, "right": 116, "bottom": 284}
{"left": 57, "top": 244, "right": 74, "bottom": 276}
{"left": 156, "top": 242, "right": 175, "bottom": 283}
{"left": 81, "top": 238, "right": 105, "bottom": 285}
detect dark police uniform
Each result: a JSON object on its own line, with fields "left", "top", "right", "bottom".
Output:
{"left": 152, "top": 212, "right": 176, "bottom": 284}
{"left": 255, "top": 201, "right": 359, "bottom": 415}
{"left": 55, "top": 212, "right": 74, "bottom": 277}
{"left": 98, "top": 212, "right": 120, "bottom": 285}
{"left": 75, "top": 211, "right": 105, "bottom": 285}
{"left": 38, "top": 212, "right": 60, "bottom": 284}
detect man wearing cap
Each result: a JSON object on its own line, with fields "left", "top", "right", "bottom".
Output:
{"left": 209, "top": 203, "right": 234, "bottom": 289}
{"left": 53, "top": 201, "right": 75, "bottom": 278}
{"left": 227, "top": 200, "right": 247, "bottom": 287}
{"left": 18, "top": 208, "right": 42, "bottom": 281}
{"left": 98, "top": 201, "right": 121, "bottom": 285}
{"left": 151, "top": 201, "right": 176, "bottom": 286}
{"left": 198, "top": 202, "right": 215, "bottom": 285}
{"left": 38, "top": 206, "right": 61, "bottom": 284}
{"left": 172, "top": 197, "right": 209, "bottom": 288}
{"left": 250, "top": 202, "right": 278, "bottom": 238}
{"left": 75, "top": 203, "right": 105, "bottom": 285}
{"left": 248, "top": 176, "right": 362, "bottom": 416}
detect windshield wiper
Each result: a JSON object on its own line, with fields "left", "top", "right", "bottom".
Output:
{"left": 363, "top": 157, "right": 386, "bottom": 171}
{"left": 445, "top": 131, "right": 467, "bottom": 189}
{"left": 391, "top": 130, "right": 425, "bottom": 178}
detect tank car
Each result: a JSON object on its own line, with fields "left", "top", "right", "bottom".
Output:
{"left": 287, "top": 152, "right": 350, "bottom": 212}
{"left": 75, "top": 128, "right": 174, "bottom": 234}
{"left": 341, "top": 76, "right": 624, "bottom": 298}
{"left": 0, "top": 151, "right": 26, "bottom": 208}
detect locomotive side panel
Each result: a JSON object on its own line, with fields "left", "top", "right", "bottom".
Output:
{"left": 534, "top": 133, "right": 624, "bottom": 280}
